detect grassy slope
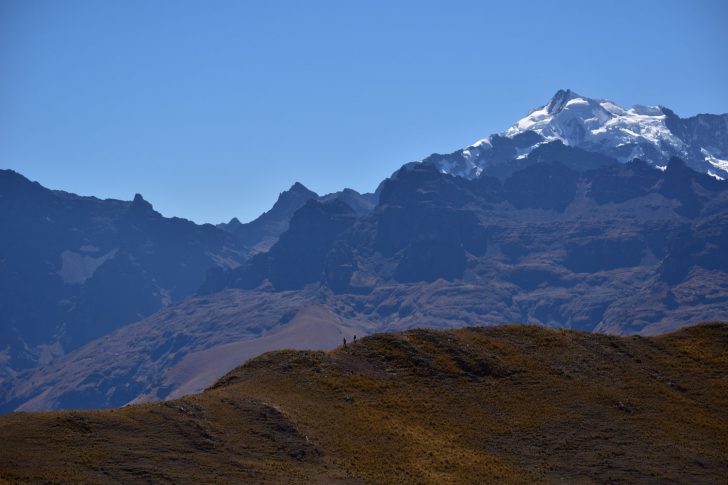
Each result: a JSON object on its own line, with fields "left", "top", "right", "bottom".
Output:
{"left": 1, "top": 323, "right": 726, "bottom": 484}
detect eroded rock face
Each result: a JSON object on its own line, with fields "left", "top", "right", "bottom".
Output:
{"left": 205, "top": 199, "right": 358, "bottom": 292}
{"left": 204, "top": 157, "right": 728, "bottom": 334}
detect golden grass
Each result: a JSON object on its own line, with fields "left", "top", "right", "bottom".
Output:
{"left": 1, "top": 323, "right": 727, "bottom": 484}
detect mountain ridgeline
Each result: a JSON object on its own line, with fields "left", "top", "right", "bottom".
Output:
{"left": 1, "top": 89, "right": 727, "bottom": 413}
{"left": 216, "top": 182, "right": 377, "bottom": 254}
{"left": 0, "top": 169, "right": 372, "bottom": 401}
{"left": 0, "top": 170, "right": 246, "bottom": 380}
{"left": 203, "top": 153, "right": 728, "bottom": 333}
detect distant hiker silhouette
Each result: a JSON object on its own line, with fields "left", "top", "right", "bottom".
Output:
{"left": 353, "top": 335, "right": 357, "bottom": 343}
{"left": 343, "top": 337, "right": 347, "bottom": 348}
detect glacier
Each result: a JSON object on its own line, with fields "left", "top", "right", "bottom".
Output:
{"left": 424, "top": 89, "right": 728, "bottom": 180}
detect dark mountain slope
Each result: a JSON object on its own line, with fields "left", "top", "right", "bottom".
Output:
{"left": 217, "top": 182, "right": 318, "bottom": 253}
{"left": 485, "top": 140, "right": 618, "bottom": 180}
{"left": 0, "top": 170, "right": 246, "bottom": 384}
{"left": 217, "top": 183, "right": 377, "bottom": 254}
{"left": 318, "top": 188, "right": 377, "bottom": 216}
{"left": 207, "top": 199, "right": 358, "bottom": 292}
{"left": 1, "top": 323, "right": 726, "bottom": 484}
{"left": 211, "top": 158, "right": 728, "bottom": 323}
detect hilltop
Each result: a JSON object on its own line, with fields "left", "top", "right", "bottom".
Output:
{"left": 1, "top": 323, "right": 726, "bottom": 483}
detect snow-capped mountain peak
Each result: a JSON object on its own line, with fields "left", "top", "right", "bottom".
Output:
{"left": 504, "top": 89, "right": 679, "bottom": 153}
{"left": 545, "top": 88, "right": 582, "bottom": 114}
{"left": 424, "top": 90, "right": 728, "bottom": 180}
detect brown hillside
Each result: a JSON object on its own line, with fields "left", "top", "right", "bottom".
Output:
{"left": 1, "top": 323, "right": 727, "bottom": 484}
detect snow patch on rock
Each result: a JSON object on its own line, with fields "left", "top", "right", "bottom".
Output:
{"left": 58, "top": 248, "right": 118, "bottom": 285}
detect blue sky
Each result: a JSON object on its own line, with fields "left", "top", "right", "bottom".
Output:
{"left": 1, "top": 0, "right": 727, "bottom": 223}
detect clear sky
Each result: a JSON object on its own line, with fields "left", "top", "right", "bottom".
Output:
{"left": 1, "top": 0, "right": 727, "bottom": 224}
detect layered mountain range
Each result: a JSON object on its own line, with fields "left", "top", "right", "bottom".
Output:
{"left": 1, "top": 89, "right": 727, "bottom": 412}
{"left": 0, "top": 170, "right": 371, "bottom": 401}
